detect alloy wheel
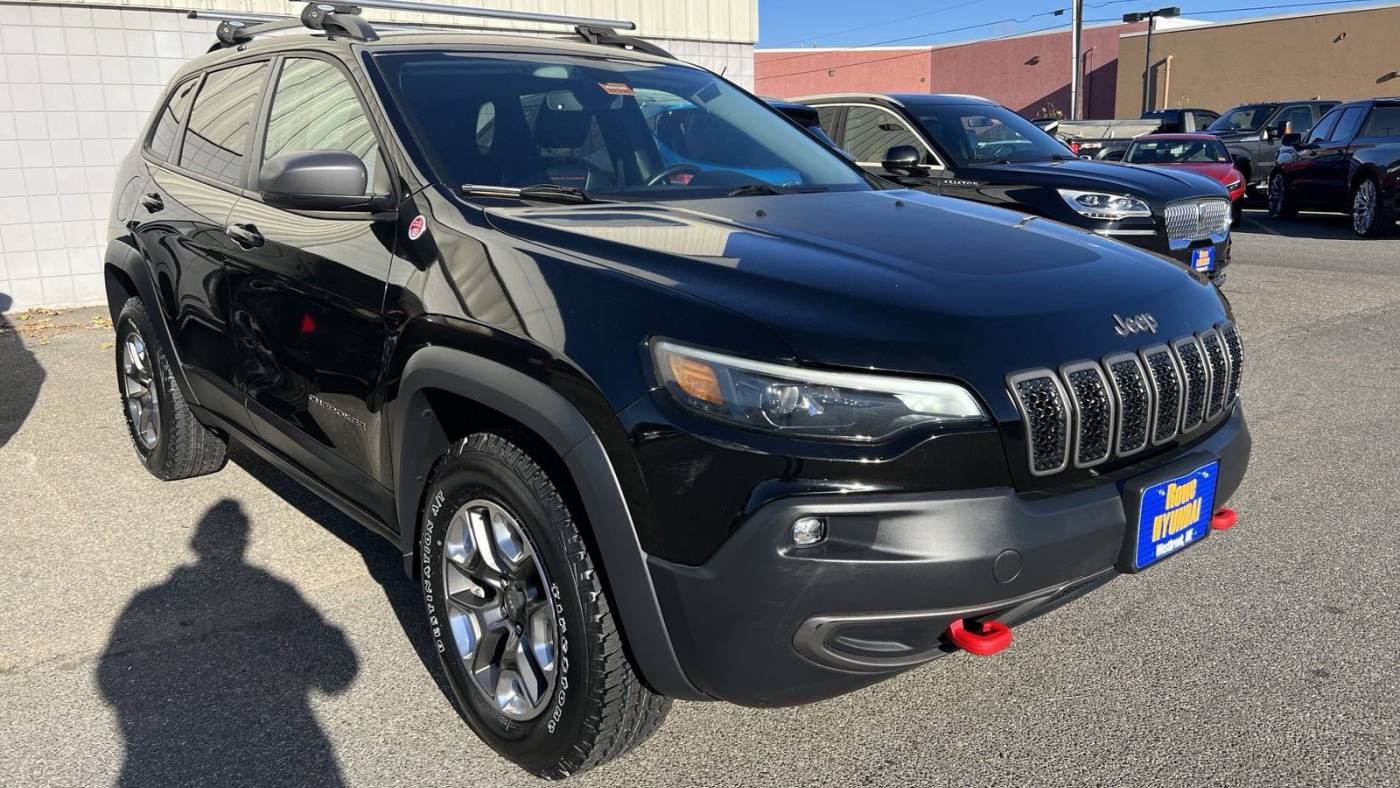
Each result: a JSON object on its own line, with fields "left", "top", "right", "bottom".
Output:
{"left": 122, "top": 332, "right": 160, "bottom": 450}
{"left": 441, "top": 498, "right": 558, "bottom": 720}
{"left": 1354, "top": 180, "right": 1376, "bottom": 235}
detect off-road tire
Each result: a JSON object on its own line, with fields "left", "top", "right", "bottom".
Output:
{"left": 1267, "top": 171, "right": 1297, "bottom": 220}
{"left": 114, "top": 297, "right": 227, "bottom": 480}
{"left": 419, "top": 432, "right": 670, "bottom": 779}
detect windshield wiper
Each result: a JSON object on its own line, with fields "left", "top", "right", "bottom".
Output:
{"left": 460, "top": 183, "right": 600, "bottom": 204}
{"left": 725, "top": 184, "right": 829, "bottom": 197}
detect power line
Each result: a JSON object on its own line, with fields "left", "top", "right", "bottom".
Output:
{"left": 1184, "top": 0, "right": 1381, "bottom": 14}
{"left": 757, "top": 17, "right": 1109, "bottom": 82}
{"left": 761, "top": 0, "right": 987, "bottom": 49}
{"left": 757, "top": 6, "right": 1072, "bottom": 69}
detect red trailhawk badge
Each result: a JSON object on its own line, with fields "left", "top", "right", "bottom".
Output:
{"left": 408, "top": 215, "right": 427, "bottom": 240}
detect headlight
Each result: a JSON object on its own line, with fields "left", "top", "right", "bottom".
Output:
{"left": 1226, "top": 179, "right": 1242, "bottom": 191}
{"left": 1058, "top": 189, "right": 1152, "bottom": 220}
{"left": 651, "top": 340, "right": 986, "bottom": 441}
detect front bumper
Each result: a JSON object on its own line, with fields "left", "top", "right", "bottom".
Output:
{"left": 647, "top": 405, "right": 1250, "bottom": 707}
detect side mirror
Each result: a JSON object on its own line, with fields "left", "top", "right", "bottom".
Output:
{"left": 1103, "top": 149, "right": 1126, "bottom": 162}
{"left": 1280, "top": 132, "right": 1303, "bottom": 148}
{"left": 1232, "top": 155, "right": 1250, "bottom": 171}
{"left": 259, "top": 150, "right": 390, "bottom": 212}
{"left": 881, "top": 145, "right": 924, "bottom": 174}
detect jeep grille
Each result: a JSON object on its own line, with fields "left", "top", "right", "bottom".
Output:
{"left": 1007, "top": 321, "right": 1242, "bottom": 476}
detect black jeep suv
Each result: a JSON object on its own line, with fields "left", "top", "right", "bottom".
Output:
{"left": 104, "top": 5, "right": 1251, "bottom": 779}
{"left": 791, "top": 94, "right": 1235, "bottom": 280}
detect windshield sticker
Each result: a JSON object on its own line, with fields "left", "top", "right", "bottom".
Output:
{"left": 598, "top": 82, "right": 634, "bottom": 96}
{"left": 408, "top": 215, "right": 426, "bottom": 240}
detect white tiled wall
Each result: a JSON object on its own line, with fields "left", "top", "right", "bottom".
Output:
{"left": 0, "top": 1, "right": 753, "bottom": 313}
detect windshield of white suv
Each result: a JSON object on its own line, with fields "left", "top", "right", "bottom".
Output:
{"left": 1207, "top": 105, "right": 1276, "bottom": 133}
{"left": 370, "top": 52, "right": 869, "bottom": 199}
{"left": 907, "top": 103, "right": 1071, "bottom": 166}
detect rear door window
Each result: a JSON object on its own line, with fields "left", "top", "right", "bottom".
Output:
{"left": 147, "top": 77, "right": 198, "bottom": 163}
{"left": 179, "top": 61, "right": 268, "bottom": 187}
{"left": 841, "top": 106, "right": 921, "bottom": 164}
{"left": 262, "top": 57, "right": 380, "bottom": 192}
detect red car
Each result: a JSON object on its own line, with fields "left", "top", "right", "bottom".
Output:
{"left": 1117, "top": 133, "right": 1246, "bottom": 220}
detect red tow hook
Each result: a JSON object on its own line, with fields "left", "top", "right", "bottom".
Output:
{"left": 947, "top": 618, "right": 1013, "bottom": 656}
{"left": 1211, "top": 507, "right": 1238, "bottom": 531}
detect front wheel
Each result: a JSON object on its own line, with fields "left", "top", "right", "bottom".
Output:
{"left": 1352, "top": 176, "right": 1394, "bottom": 237}
{"left": 1268, "top": 171, "right": 1297, "bottom": 220}
{"left": 419, "top": 432, "right": 670, "bottom": 778}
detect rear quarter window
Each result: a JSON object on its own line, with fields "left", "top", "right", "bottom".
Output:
{"left": 146, "top": 77, "right": 198, "bottom": 162}
{"left": 1360, "top": 106, "right": 1400, "bottom": 139}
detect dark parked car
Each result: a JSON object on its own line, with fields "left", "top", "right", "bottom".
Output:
{"left": 104, "top": 4, "right": 1250, "bottom": 778}
{"left": 793, "top": 93, "right": 1236, "bottom": 279}
{"left": 764, "top": 97, "right": 845, "bottom": 151}
{"left": 1206, "top": 99, "right": 1338, "bottom": 196}
{"left": 1269, "top": 98, "right": 1400, "bottom": 236}
{"left": 1142, "top": 107, "right": 1221, "bottom": 134}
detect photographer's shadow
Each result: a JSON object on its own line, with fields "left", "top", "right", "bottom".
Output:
{"left": 98, "top": 500, "right": 358, "bottom": 788}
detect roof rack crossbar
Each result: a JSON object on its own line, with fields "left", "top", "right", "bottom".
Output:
{"left": 300, "top": 3, "right": 379, "bottom": 42}
{"left": 294, "top": 0, "right": 636, "bottom": 31}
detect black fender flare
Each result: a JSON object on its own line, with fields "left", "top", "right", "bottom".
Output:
{"left": 391, "top": 346, "right": 704, "bottom": 700}
{"left": 103, "top": 237, "right": 199, "bottom": 406}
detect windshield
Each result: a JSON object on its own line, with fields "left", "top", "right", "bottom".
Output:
{"left": 370, "top": 52, "right": 868, "bottom": 200}
{"left": 1125, "top": 138, "right": 1230, "bottom": 164}
{"left": 907, "top": 103, "right": 1071, "bottom": 166}
{"left": 1207, "top": 105, "right": 1276, "bottom": 133}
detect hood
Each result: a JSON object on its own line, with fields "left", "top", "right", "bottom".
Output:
{"left": 966, "top": 159, "right": 1230, "bottom": 205}
{"left": 483, "top": 189, "right": 1229, "bottom": 415}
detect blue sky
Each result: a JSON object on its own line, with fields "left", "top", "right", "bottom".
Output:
{"left": 757, "top": 0, "right": 1386, "bottom": 47}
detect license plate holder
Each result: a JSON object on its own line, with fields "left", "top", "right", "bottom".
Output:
{"left": 1119, "top": 457, "right": 1220, "bottom": 572}
{"left": 1192, "top": 246, "right": 1217, "bottom": 273}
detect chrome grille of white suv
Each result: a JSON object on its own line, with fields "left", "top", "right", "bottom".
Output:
{"left": 1007, "top": 321, "right": 1242, "bottom": 476}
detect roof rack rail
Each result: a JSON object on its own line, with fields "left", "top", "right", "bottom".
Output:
{"left": 193, "top": 4, "right": 377, "bottom": 48}
{"left": 303, "top": 0, "right": 635, "bottom": 31}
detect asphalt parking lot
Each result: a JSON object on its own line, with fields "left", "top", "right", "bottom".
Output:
{"left": 2, "top": 208, "right": 1397, "bottom": 788}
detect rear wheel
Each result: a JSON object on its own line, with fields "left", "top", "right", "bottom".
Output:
{"left": 1352, "top": 176, "right": 1394, "bottom": 237}
{"left": 1268, "top": 171, "right": 1297, "bottom": 220}
{"left": 419, "top": 432, "right": 670, "bottom": 778}
{"left": 114, "top": 297, "right": 227, "bottom": 480}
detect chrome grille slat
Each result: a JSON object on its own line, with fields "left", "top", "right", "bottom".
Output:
{"left": 1061, "top": 361, "right": 1114, "bottom": 468}
{"left": 1140, "top": 345, "right": 1183, "bottom": 445}
{"left": 1164, "top": 199, "right": 1231, "bottom": 242}
{"left": 1104, "top": 353, "right": 1152, "bottom": 456}
{"left": 1173, "top": 336, "right": 1209, "bottom": 433}
{"left": 1200, "top": 329, "right": 1230, "bottom": 421}
{"left": 1007, "top": 371, "right": 1070, "bottom": 476}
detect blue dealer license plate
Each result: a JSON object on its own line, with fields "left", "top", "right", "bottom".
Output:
{"left": 1192, "top": 246, "right": 1216, "bottom": 273}
{"left": 1133, "top": 461, "right": 1219, "bottom": 570}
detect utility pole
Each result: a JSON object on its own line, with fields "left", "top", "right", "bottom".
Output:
{"left": 1070, "top": 0, "right": 1084, "bottom": 119}
{"left": 1123, "top": 7, "right": 1180, "bottom": 114}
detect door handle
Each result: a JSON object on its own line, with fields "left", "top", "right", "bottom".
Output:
{"left": 140, "top": 193, "right": 163, "bottom": 212}
{"left": 225, "top": 223, "right": 264, "bottom": 248}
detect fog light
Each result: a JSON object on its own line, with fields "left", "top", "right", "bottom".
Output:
{"left": 791, "top": 517, "right": 826, "bottom": 546}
